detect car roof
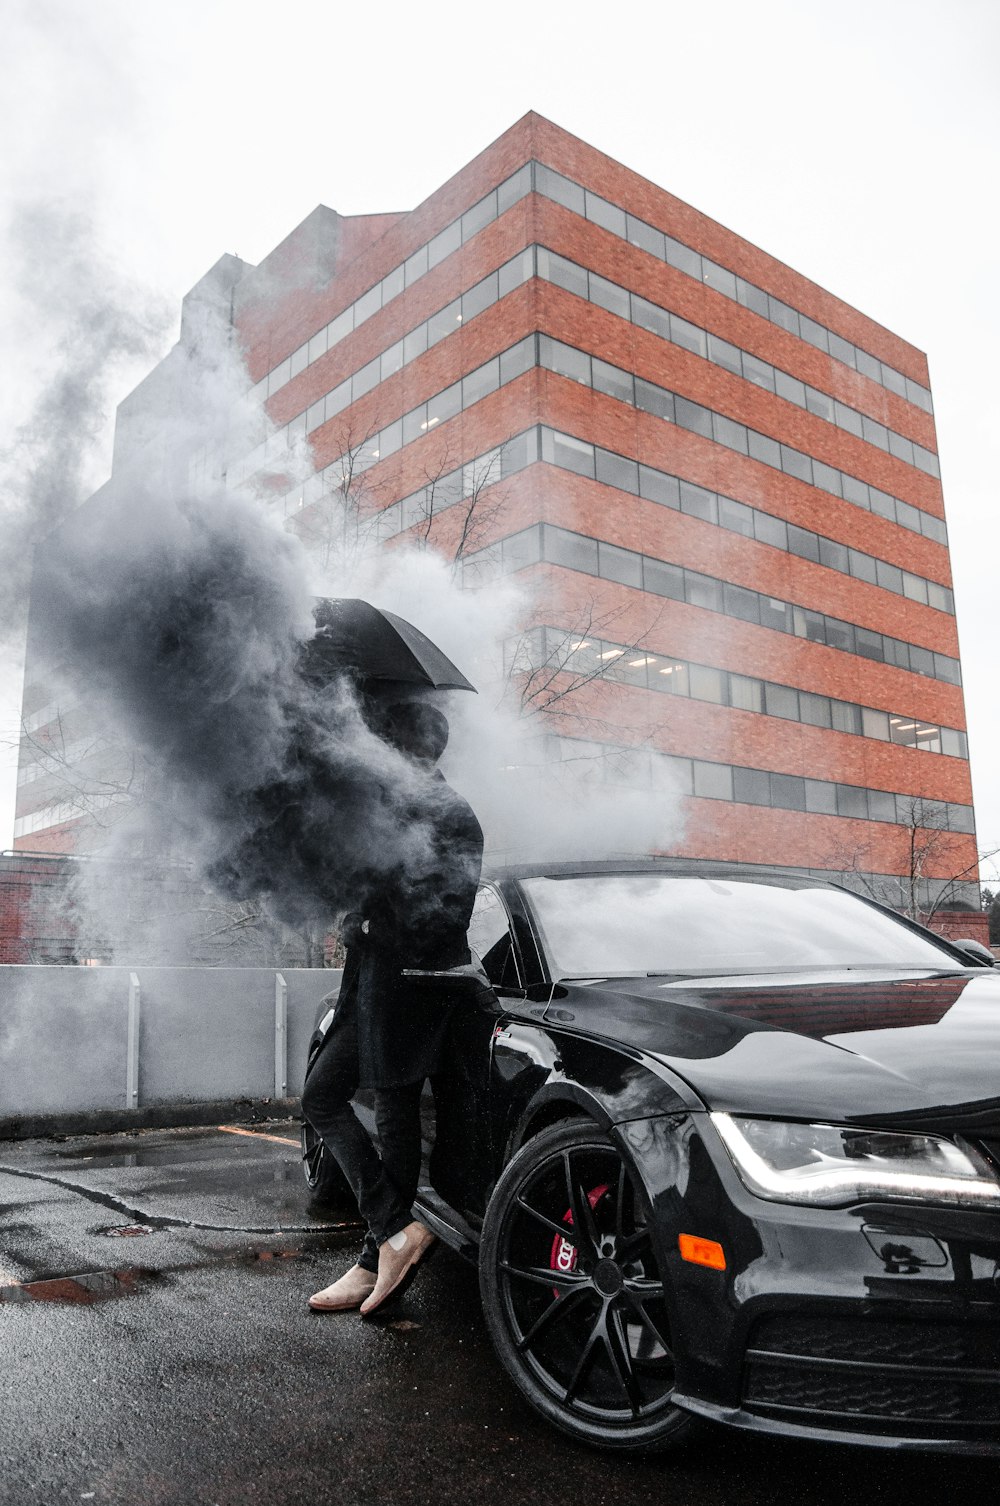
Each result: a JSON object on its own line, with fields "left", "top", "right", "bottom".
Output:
{"left": 482, "top": 857, "right": 838, "bottom": 890}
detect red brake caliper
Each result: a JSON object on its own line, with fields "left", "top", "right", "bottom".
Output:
{"left": 549, "top": 1183, "right": 610, "bottom": 1293}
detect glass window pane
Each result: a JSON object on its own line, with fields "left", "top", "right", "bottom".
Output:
{"left": 502, "top": 427, "right": 539, "bottom": 475}
{"left": 940, "top": 728, "right": 962, "bottom": 757}
{"left": 909, "top": 644, "right": 935, "bottom": 677}
{"left": 404, "top": 245, "right": 429, "bottom": 286}
{"left": 598, "top": 541, "right": 642, "bottom": 587}
{"left": 754, "top": 511, "right": 787, "bottom": 550}
{"left": 498, "top": 163, "right": 533, "bottom": 213}
{"left": 841, "top": 472, "right": 870, "bottom": 508}
{"left": 592, "top": 358, "right": 633, "bottom": 404}
{"left": 535, "top": 164, "right": 585, "bottom": 214}
{"left": 799, "top": 692, "right": 832, "bottom": 728}
{"left": 902, "top": 572, "right": 928, "bottom": 604}
{"left": 656, "top": 661, "right": 689, "bottom": 694}
{"left": 834, "top": 401, "right": 864, "bottom": 438}
{"left": 674, "top": 397, "right": 713, "bottom": 438}
{"left": 642, "top": 557, "right": 684, "bottom": 599}
{"left": 428, "top": 219, "right": 461, "bottom": 268}
{"left": 861, "top": 707, "right": 889, "bottom": 740}
{"left": 461, "top": 192, "right": 496, "bottom": 240}
{"left": 723, "top": 583, "right": 760, "bottom": 624}
{"left": 748, "top": 430, "right": 782, "bottom": 469}
{"left": 290, "top": 343, "right": 309, "bottom": 378}
{"left": 831, "top": 700, "right": 861, "bottom": 734}
{"left": 703, "top": 261, "right": 737, "bottom": 299}
{"left": 759, "top": 596, "right": 792, "bottom": 633}
{"left": 379, "top": 418, "right": 402, "bottom": 457}
{"left": 825, "top": 619, "right": 855, "bottom": 654}
{"left": 595, "top": 448, "right": 639, "bottom": 494}
{"left": 849, "top": 557, "right": 879, "bottom": 590}
{"left": 428, "top": 299, "right": 463, "bottom": 347}
{"left": 664, "top": 236, "right": 701, "bottom": 277}
{"left": 875, "top": 559, "right": 904, "bottom": 593}
{"left": 805, "top": 386, "right": 834, "bottom": 421}
{"left": 626, "top": 215, "right": 666, "bottom": 258}
{"left": 639, "top": 466, "right": 680, "bottom": 508}
{"left": 718, "top": 496, "right": 754, "bottom": 536}
{"left": 679, "top": 480, "right": 715, "bottom": 521}
{"left": 712, "top": 412, "right": 748, "bottom": 454}
{"left": 787, "top": 525, "right": 820, "bottom": 562}
{"left": 805, "top": 779, "right": 837, "bottom": 815}
{"left": 380, "top": 340, "right": 404, "bottom": 378}
{"left": 685, "top": 572, "right": 723, "bottom": 611}
{"left": 768, "top": 297, "right": 800, "bottom": 336}
{"left": 585, "top": 191, "right": 627, "bottom": 237}
{"left": 635, "top": 379, "right": 673, "bottom": 420}
{"left": 707, "top": 333, "right": 742, "bottom": 375}
{"left": 306, "top": 399, "right": 325, "bottom": 432}
{"left": 689, "top": 664, "right": 726, "bottom": 703}
{"left": 765, "top": 683, "right": 799, "bottom": 720}
{"left": 268, "top": 356, "right": 292, "bottom": 394}
{"left": 308, "top": 328, "right": 327, "bottom": 364}
{"left": 463, "top": 359, "right": 499, "bottom": 407}
{"left": 499, "top": 247, "right": 534, "bottom": 297}
{"left": 590, "top": 273, "right": 631, "bottom": 319}
{"left": 774, "top": 369, "right": 806, "bottom": 406}
{"left": 503, "top": 527, "right": 543, "bottom": 571}
{"left": 792, "top": 606, "right": 826, "bottom": 643}
{"left": 730, "top": 674, "right": 763, "bottom": 712}
{"left": 799, "top": 317, "right": 829, "bottom": 352}
{"left": 325, "top": 379, "right": 351, "bottom": 417}
{"left": 632, "top": 295, "right": 671, "bottom": 338}
{"left": 812, "top": 460, "right": 843, "bottom": 498}
{"left": 381, "top": 265, "right": 404, "bottom": 303}
{"left": 733, "top": 767, "right": 771, "bottom": 805}
{"left": 539, "top": 248, "right": 588, "bottom": 298}
{"left": 462, "top": 270, "right": 499, "bottom": 322}
{"left": 694, "top": 761, "right": 733, "bottom": 800}
{"left": 670, "top": 317, "right": 707, "bottom": 358}
{"left": 741, "top": 353, "right": 775, "bottom": 392}
{"left": 818, "top": 536, "right": 849, "bottom": 572}
{"left": 772, "top": 774, "right": 806, "bottom": 811}
{"left": 740, "top": 280, "right": 770, "bottom": 318}
{"left": 780, "top": 445, "right": 813, "bottom": 484}
{"left": 828, "top": 332, "right": 855, "bottom": 367}
{"left": 500, "top": 335, "right": 536, "bottom": 384}
{"left": 540, "top": 335, "right": 590, "bottom": 384}
{"left": 355, "top": 285, "right": 381, "bottom": 325}
{"left": 883, "top": 365, "right": 907, "bottom": 398}
{"left": 403, "top": 323, "right": 429, "bottom": 364}
{"left": 837, "top": 785, "right": 868, "bottom": 819}
{"left": 545, "top": 430, "right": 594, "bottom": 477}
{"left": 427, "top": 381, "right": 462, "bottom": 427}
{"left": 402, "top": 407, "right": 426, "bottom": 445}
{"left": 544, "top": 527, "right": 598, "bottom": 573}
{"left": 353, "top": 357, "right": 380, "bottom": 398}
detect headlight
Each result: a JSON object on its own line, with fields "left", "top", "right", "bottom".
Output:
{"left": 711, "top": 1113, "right": 1000, "bottom": 1209}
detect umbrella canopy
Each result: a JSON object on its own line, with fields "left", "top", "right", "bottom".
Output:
{"left": 301, "top": 598, "right": 477, "bottom": 693}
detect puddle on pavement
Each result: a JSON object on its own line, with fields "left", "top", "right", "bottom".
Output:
{"left": 0, "top": 1267, "right": 158, "bottom": 1305}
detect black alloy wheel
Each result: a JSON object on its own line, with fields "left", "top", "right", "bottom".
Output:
{"left": 479, "top": 1119, "right": 694, "bottom": 1451}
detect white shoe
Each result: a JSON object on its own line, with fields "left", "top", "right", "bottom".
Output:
{"left": 308, "top": 1262, "right": 378, "bottom": 1312}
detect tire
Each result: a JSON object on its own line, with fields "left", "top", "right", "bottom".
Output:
{"left": 479, "top": 1119, "right": 695, "bottom": 1452}
{"left": 300, "top": 1047, "right": 354, "bottom": 1206}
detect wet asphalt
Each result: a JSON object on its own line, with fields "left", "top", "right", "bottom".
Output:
{"left": 0, "top": 1123, "right": 993, "bottom": 1506}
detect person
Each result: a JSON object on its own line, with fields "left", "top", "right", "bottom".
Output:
{"left": 302, "top": 700, "right": 484, "bottom": 1317}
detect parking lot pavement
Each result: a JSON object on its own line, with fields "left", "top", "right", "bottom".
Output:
{"left": 0, "top": 1123, "right": 994, "bottom": 1506}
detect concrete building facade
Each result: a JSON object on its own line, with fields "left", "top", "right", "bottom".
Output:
{"left": 14, "top": 112, "right": 978, "bottom": 915}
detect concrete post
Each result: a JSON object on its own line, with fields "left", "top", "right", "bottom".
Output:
{"left": 274, "top": 972, "right": 288, "bottom": 1099}
{"left": 126, "top": 972, "right": 141, "bottom": 1109}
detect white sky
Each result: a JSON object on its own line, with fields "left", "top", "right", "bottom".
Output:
{"left": 2, "top": 0, "right": 998, "bottom": 875}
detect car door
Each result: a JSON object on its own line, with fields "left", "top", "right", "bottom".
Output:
{"left": 428, "top": 884, "right": 531, "bottom": 1218}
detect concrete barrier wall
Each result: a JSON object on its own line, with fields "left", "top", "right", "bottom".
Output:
{"left": 0, "top": 966, "right": 342, "bottom": 1120}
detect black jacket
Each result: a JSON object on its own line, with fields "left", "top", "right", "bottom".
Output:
{"left": 344, "top": 772, "right": 484, "bottom": 1088}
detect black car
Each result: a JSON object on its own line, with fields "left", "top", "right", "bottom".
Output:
{"left": 301, "top": 861, "right": 1000, "bottom": 1455}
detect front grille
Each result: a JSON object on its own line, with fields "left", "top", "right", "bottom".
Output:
{"left": 743, "top": 1315, "right": 1000, "bottom": 1435}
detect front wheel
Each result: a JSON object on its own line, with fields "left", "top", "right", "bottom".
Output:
{"left": 479, "top": 1119, "right": 694, "bottom": 1452}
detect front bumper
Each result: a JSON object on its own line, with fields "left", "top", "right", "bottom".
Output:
{"left": 617, "top": 1115, "right": 1000, "bottom": 1454}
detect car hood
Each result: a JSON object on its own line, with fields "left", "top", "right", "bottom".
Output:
{"left": 548, "top": 969, "right": 1000, "bottom": 1134}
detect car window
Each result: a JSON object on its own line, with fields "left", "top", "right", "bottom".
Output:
{"left": 520, "top": 874, "right": 964, "bottom": 979}
{"left": 468, "top": 886, "right": 521, "bottom": 989}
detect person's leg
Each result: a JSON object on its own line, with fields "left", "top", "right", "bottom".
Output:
{"left": 301, "top": 1008, "right": 411, "bottom": 1311}
{"left": 373, "top": 1081, "right": 425, "bottom": 1214}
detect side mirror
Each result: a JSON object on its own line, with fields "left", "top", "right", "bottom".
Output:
{"left": 950, "top": 938, "right": 996, "bottom": 967}
{"left": 400, "top": 962, "right": 500, "bottom": 1007}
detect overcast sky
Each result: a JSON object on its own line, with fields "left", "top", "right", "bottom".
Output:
{"left": 2, "top": 0, "right": 998, "bottom": 875}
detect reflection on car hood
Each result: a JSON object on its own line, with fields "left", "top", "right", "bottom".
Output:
{"left": 550, "top": 970, "right": 1000, "bottom": 1132}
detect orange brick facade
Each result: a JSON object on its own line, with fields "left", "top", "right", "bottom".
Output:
{"left": 14, "top": 113, "right": 978, "bottom": 921}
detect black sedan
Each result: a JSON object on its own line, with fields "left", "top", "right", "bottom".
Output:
{"left": 302, "top": 861, "right": 1000, "bottom": 1455}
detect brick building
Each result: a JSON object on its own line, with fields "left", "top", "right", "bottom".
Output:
{"left": 14, "top": 112, "right": 979, "bottom": 920}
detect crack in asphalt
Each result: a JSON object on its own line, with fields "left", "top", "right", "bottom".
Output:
{"left": 0, "top": 1164, "right": 363, "bottom": 1235}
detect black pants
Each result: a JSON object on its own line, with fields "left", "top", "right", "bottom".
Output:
{"left": 301, "top": 994, "right": 422, "bottom": 1273}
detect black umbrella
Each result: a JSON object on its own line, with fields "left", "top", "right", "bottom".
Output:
{"left": 301, "top": 597, "right": 477, "bottom": 693}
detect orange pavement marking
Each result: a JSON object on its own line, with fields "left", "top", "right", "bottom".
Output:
{"left": 217, "top": 1125, "right": 300, "bottom": 1148}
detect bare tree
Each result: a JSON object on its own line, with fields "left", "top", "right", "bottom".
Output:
{"left": 289, "top": 417, "right": 387, "bottom": 576}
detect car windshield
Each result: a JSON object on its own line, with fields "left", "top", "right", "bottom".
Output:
{"left": 520, "top": 874, "right": 963, "bottom": 979}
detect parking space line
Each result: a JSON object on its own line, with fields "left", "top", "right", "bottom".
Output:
{"left": 217, "top": 1125, "right": 300, "bottom": 1148}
